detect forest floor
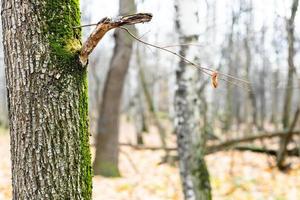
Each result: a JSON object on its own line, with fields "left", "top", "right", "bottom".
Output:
{"left": 0, "top": 120, "right": 300, "bottom": 200}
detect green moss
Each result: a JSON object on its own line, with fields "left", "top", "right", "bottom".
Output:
{"left": 96, "top": 162, "right": 121, "bottom": 177}
{"left": 191, "top": 146, "right": 212, "bottom": 200}
{"left": 40, "top": 0, "right": 92, "bottom": 199}
{"left": 43, "top": 0, "right": 83, "bottom": 72}
{"left": 78, "top": 70, "right": 93, "bottom": 197}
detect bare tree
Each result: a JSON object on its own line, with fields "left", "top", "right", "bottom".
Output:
{"left": 243, "top": 0, "right": 258, "bottom": 128}
{"left": 282, "top": 0, "right": 299, "bottom": 129}
{"left": 93, "top": 0, "right": 137, "bottom": 176}
{"left": 278, "top": 0, "right": 299, "bottom": 169}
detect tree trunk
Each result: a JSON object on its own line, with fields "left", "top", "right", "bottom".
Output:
{"left": 93, "top": 0, "right": 136, "bottom": 176}
{"left": 138, "top": 53, "right": 168, "bottom": 155}
{"left": 244, "top": 45, "right": 258, "bottom": 128}
{"left": 259, "top": 26, "right": 267, "bottom": 130}
{"left": 243, "top": 2, "right": 258, "bottom": 128}
{"left": 2, "top": 0, "right": 92, "bottom": 199}
{"left": 278, "top": 0, "right": 299, "bottom": 169}
{"left": 277, "top": 107, "right": 300, "bottom": 169}
{"left": 282, "top": 0, "right": 298, "bottom": 129}
{"left": 270, "top": 70, "right": 279, "bottom": 125}
{"left": 174, "top": 0, "right": 212, "bottom": 199}
{"left": 224, "top": 12, "right": 236, "bottom": 131}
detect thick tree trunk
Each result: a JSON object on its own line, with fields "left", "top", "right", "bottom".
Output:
{"left": 174, "top": 1, "right": 212, "bottom": 199}
{"left": 93, "top": 0, "right": 136, "bottom": 176}
{"left": 2, "top": 0, "right": 92, "bottom": 199}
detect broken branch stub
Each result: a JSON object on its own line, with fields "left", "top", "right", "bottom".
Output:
{"left": 80, "top": 13, "right": 152, "bottom": 66}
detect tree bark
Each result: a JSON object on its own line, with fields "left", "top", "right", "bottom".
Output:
{"left": 2, "top": 0, "right": 92, "bottom": 199}
{"left": 174, "top": 0, "right": 212, "bottom": 199}
{"left": 93, "top": 0, "right": 136, "bottom": 177}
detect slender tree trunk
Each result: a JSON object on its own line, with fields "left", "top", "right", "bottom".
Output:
{"left": 282, "top": 0, "right": 298, "bottom": 129}
{"left": 174, "top": 1, "right": 212, "bottom": 199}
{"left": 93, "top": 0, "right": 136, "bottom": 176}
{"left": 2, "top": 0, "right": 92, "bottom": 199}
{"left": 131, "top": 86, "right": 147, "bottom": 145}
{"left": 135, "top": 45, "right": 169, "bottom": 155}
{"left": 259, "top": 26, "right": 267, "bottom": 130}
{"left": 224, "top": 13, "right": 236, "bottom": 131}
{"left": 243, "top": 4, "right": 258, "bottom": 127}
{"left": 270, "top": 70, "right": 279, "bottom": 125}
{"left": 277, "top": 0, "right": 299, "bottom": 170}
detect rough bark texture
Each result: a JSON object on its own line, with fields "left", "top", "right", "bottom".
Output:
{"left": 174, "top": 0, "right": 212, "bottom": 199}
{"left": 1, "top": 0, "right": 92, "bottom": 199}
{"left": 93, "top": 0, "right": 136, "bottom": 177}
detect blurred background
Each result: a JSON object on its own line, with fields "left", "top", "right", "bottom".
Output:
{"left": 1, "top": 0, "right": 300, "bottom": 199}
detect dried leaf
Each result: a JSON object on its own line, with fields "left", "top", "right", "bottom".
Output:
{"left": 211, "top": 71, "right": 218, "bottom": 88}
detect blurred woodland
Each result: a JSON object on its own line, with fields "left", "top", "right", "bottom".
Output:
{"left": 0, "top": 0, "right": 300, "bottom": 199}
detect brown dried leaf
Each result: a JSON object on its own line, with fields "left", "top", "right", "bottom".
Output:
{"left": 211, "top": 71, "right": 218, "bottom": 88}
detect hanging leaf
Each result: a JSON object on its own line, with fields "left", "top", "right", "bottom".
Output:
{"left": 211, "top": 71, "right": 218, "bottom": 88}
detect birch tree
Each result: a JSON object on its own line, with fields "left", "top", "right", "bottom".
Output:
{"left": 174, "top": 0, "right": 212, "bottom": 199}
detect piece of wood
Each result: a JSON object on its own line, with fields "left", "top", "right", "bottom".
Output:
{"left": 80, "top": 13, "right": 152, "bottom": 65}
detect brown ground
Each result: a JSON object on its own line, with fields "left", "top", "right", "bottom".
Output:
{"left": 0, "top": 121, "right": 299, "bottom": 200}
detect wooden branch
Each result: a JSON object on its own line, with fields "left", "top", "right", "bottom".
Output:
{"left": 206, "top": 130, "right": 300, "bottom": 154}
{"left": 79, "top": 13, "right": 152, "bottom": 65}
{"left": 235, "top": 146, "right": 300, "bottom": 157}
{"left": 120, "top": 130, "right": 300, "bottom": 155}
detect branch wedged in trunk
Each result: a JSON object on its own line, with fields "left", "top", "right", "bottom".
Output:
{"left": 80, "top": 13, "right": 152, "bottom": 65}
